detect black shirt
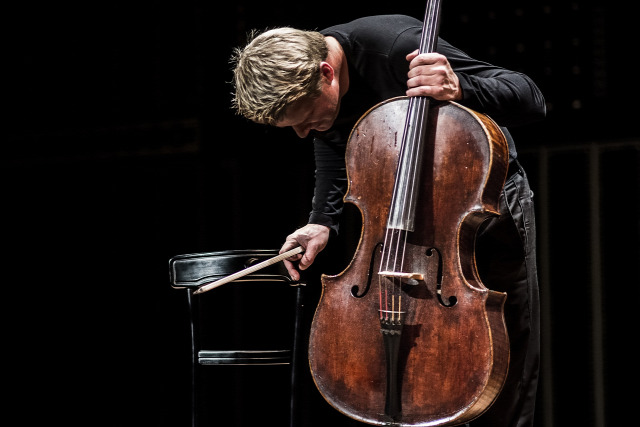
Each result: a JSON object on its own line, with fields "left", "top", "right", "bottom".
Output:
{"left": 310, "top": 15, "right": 545, "bottom": 233}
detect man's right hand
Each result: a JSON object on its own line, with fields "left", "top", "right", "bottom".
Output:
{"left": 279, "top": 224, "right": 331, "bottom": 281}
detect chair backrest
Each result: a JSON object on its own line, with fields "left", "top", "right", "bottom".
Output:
{"left": 169, "top": 249, "right": 301, "bottom": 351}
{"left": 169, "top": 249, "right": 304, "bottom": 427}
{"left": 169, "top": 249, "right": 294, "bottom": 289}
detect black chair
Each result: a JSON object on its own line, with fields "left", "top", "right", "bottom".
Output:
{"left": 169, "top": 249, "right": 305, "bottom": 427}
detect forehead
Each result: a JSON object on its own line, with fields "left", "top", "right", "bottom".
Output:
{"left": 275, "top": 96, "right": 315, "bottom": 127}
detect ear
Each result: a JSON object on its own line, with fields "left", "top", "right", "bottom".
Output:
{"left": 319, "top": 61, "right": 334, "bottom": 81}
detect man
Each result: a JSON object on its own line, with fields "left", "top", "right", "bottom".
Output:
{"left": 231, "top": 14, "right": 545, "bottom": 427}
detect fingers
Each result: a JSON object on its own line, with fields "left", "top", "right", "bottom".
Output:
{"left": 405, "top": 52, "right": 461, "bottom": 101}
{"left": 279, "top": 238, "right": 301, "bottom": 256}
{"left": 278, "top": 224, "right": 331, "bottom": 280}
{"left": 299, "top": 245, "right": 320, "bottom": 271}
{"left": 407, "top": 51, "right": 442, "bottom": 69}
{"left": 283, "top": 259, "right": 301, "bottom": 281}
{"left": 406, "top": 49, "right": 419, "bottom": 62}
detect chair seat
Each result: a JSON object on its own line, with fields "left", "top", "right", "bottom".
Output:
{"left": 198, "top": 349, "right": 291, "bottom": 365}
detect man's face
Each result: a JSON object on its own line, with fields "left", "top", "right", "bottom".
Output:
{"left": 275, "top": 63, "right": 340, "bottom": 138}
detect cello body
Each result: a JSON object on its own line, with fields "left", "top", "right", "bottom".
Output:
{"left": 308, "top": 98, "right": 510, "bottom": 426}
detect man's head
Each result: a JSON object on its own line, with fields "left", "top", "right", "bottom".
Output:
{"left": 231, "top": 28, "right": 328, "bottom": 126}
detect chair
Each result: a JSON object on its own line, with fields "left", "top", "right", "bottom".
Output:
{"left": 169, "top": 249, "right": 305, "bottom": 427}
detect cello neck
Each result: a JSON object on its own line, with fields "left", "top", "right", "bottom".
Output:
{"left": 386, "top": 0, "right": 443, "bottom": 232}
{"left": 419, "top": 0, "right": 443, "bottom": 54}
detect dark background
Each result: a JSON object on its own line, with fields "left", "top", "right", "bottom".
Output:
{"left": 6, "top": 1, "right": 638, "bottom": 426}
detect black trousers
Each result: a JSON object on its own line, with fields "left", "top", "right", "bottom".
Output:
{"left": 471, "top": 163, "right": 541, "bottom": 427}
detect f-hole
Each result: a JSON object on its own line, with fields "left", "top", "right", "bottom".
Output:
{"left": 351, "top": 243, "right": 383, "bottom": 298}
{"left": 426, "top": 247, "right": 457, "bottom": 307}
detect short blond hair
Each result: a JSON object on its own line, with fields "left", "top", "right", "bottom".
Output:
{"left": 230, "top": 27, "right": 328, "bottom": 125}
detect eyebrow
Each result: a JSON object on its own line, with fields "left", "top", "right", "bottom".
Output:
{"left": 282, "top": 101, "right": 314, "bottom": 128}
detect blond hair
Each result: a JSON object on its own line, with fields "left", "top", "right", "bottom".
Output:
{"left": 230, "top": 27, "right": 328, "bottom": 125}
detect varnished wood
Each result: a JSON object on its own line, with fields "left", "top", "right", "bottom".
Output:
{"left": 308, "top": 98, "right": 510, "bottom": 426}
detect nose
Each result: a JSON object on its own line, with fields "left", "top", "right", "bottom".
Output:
{"left": 292, "top": 124, "right": 311, "bottom": 138}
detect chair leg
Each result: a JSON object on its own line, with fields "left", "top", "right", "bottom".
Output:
{"left": 289, "top": 284, "right": 305, "bottom": 427}
{"left": 187, "top": 290, "right": 198, "bottom": 427}
{"left": 183, "top": 276, "right": 304, "bottom": 426}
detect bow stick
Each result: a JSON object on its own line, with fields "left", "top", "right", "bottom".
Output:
{"left": 192, "top": 246, "right": 304, "bottom": 295}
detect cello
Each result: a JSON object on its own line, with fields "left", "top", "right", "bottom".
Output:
{"left": 307, "top": 1, "right": 511, "bottom": 425}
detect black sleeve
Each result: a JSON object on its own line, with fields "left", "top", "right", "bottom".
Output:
{"left": 436, "top": 38, "right": 546, "bottom": 127}
{"left": 390, "top": 31, "right": 546, "bottom": 127}
{"left": 308, "top": 133, "right": 348, "bottom": 234}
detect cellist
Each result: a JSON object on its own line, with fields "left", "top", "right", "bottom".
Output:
{"left": 231, "top": 14, "right": 545, "bottom": 427}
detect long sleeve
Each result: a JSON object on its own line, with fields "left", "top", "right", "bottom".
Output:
{"left": 308, "top": 131, "right": 348, "bottom": 233}
{"left": 386, "top": 31, "right": 547, "bottom": 128}
{"left": 437, "top": 39, "right": 546, "bottom": 127}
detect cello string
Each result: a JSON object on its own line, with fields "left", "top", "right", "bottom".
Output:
{"left": 404, "top": 0, "right": 438, "bottom": 224}
{"left": 392, "top": 0, "right": 440, "bottom": 317}
{"left": 410, "top": 98, "right": 427, "bottom": 226}
{"left": 420, "top": 0, "right": 440, "bottom": 54}
{"left": 400, "top": 0, "right": 440, "bottom": 253}
{"left": 379, "top": 0, "right": 441, "bottom": 318}
{"left": 380, "top": 82, "right": 423, "bottom": 315}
